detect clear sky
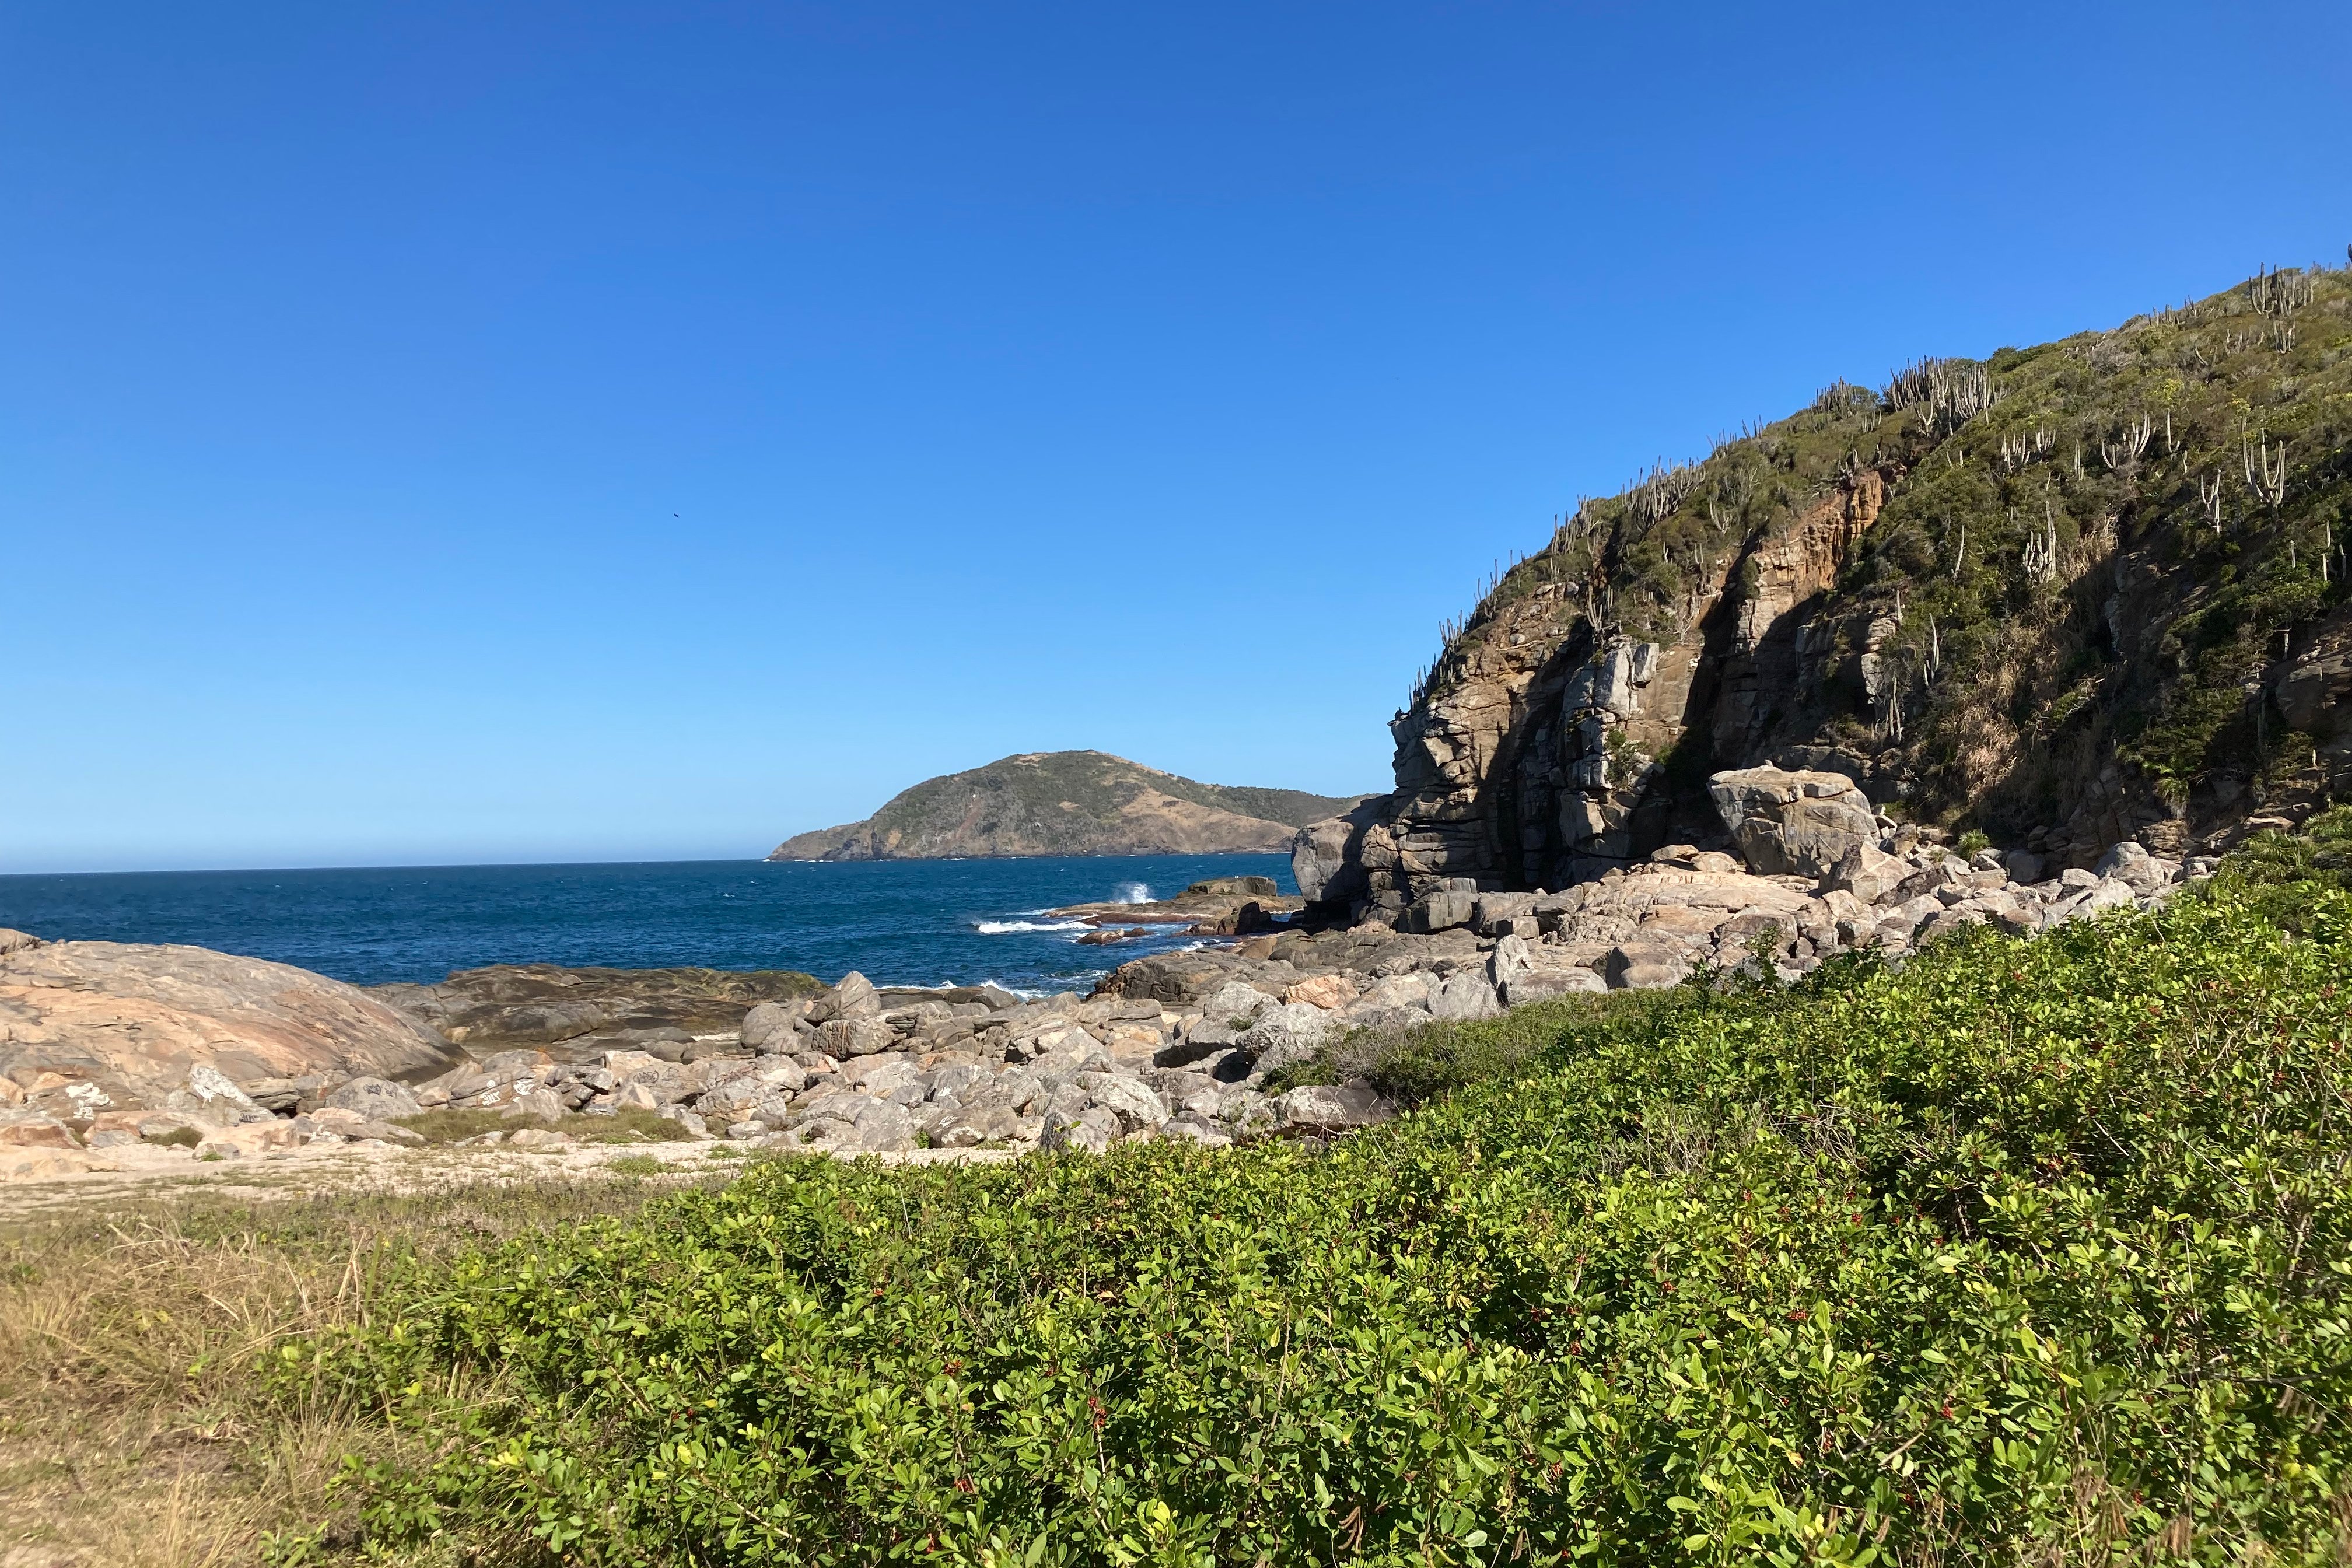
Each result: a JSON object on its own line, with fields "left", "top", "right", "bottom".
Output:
{"left": 5, "top": 2, "right": 2347, "bottom": 873}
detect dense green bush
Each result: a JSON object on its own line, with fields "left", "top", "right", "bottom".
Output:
{"left": 296, "top": 879, "right": 2352, "bottom": 1564}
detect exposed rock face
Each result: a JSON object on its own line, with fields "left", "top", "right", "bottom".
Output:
{"left": 770, "top": 751, "right": 1373, "bottom": 861}
{"left": 1298, "top": 474, "right": 1895, "bottom": 918}
{"left": 1294, "top": 270, "right": 2352, "bottom": 916}
{"left": 0, "top": 935, "right": 458, "bottom": 1119}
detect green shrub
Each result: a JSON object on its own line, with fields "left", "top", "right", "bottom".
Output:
{"left": 292, "top": 880, "right": 2352, "bottom": 1564}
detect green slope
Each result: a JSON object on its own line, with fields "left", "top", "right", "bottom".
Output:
{"left": 769, "top": 751, "right": 1373, "bottom": 860}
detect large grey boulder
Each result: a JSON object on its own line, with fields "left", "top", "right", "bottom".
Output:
{"left": 1500, "top": 967, "right": 1604, "bottom": 1006}
{"left": 1472, "top": 893, "right": 1539, "bottom": 935}
{"left": 2092, "top": 841, "right": 2178, "bottom": 895}
{"left": 1403, "top": 891, "right": 1478, "bottom": 935}
{"left": 847, "top": 1099, "right": 919, "bottom": 1153}
{"left": 808, "top": 971, "right": 881, "bottom": 1024}
{"left": 1041, "top": 1104, "right": 1120, "bottom": 1154}
{"left": 814, "top": 1017, "right": 897, "bottom": 1058}
{"left": 323, "top": 1075, "right": 424, "bottom": 1122}
{"left": 1237, "top": 1002, "right": 1338, "bottom": 1073}
{"left": 1707, "top": 766, "right": 1881, "bottom": 880}
{"left": 1290, "top": 796, "right": 1387, "bottom": 907}
{"left": 1427, "top": 972, "right": 1502, "bottom": 1021}
{"left": 740, "top": 999, "right": 811, "bottom": 1052}
{"left": 1605, "top": 945, "right": 1688, "bottom": 991}
{"left": 1274, "top": 1084, "right": 1390, "bottom": 1132}
{"left": 162, "top": 1063, "right": 276, "bottom": 1126}
{"left": 1487, "top": 933, "right": 1532, "bottom": 992}
{"left": 1174, "top": 982, "right": 1276, "bottom": 1059}
{"left": 1825, "top": 843, "right": 1906, "bottom": 904}
{"left": 1083, "top": 1074, "right": 1169, "bottom": 1131}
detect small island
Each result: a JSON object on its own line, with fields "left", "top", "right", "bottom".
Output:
{"left": 766, "top": 750, "right": 1373, "bottom": 861}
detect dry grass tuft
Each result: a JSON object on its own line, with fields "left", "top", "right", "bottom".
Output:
{"left": 0, "top": 1178, "right": 687, "bottom": 1566}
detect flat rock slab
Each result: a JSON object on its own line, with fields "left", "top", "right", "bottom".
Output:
{"left": 370, "top": 963, "right": 827, "bottom": 1051}
{"left": 1, "top": 937, "right": 459, "bottom": 1112}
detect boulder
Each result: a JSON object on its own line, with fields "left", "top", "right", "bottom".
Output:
{"left": 2002, "top": 849, "right": 2046, "bottom": 886}
{"left": 1605, "top": 945, "right": 1688, "bottom": 991}
{"left": 1236, "top": 1002, "right": 1338, "bottom": 1073}
{"left": 163, "top": 1063, "right": 276, "bottom": 1126}
{"left": 1274, "top": 1084, "right": 1389, "bottom": 1132}
{"left": 1041, "top": 1104, "right": 1120, "bottom": 1154}
{"left": 608, "top": 1081, "right": 662, "bottom": 1111}
{"left": 1186, "top": 875, "right": 1280, "bottom": 898}
{"left": 501, "top": 1088, "right": 565, "bottom": 1122}
{"left": 322, "top": 1076, "right": 424, "bottom": 1122}
{"left": 1500, "top": 967, "right": 1604, "bottom": 1006}
{"left": 1290, "top": 798, "right": 1386, "bottom": 907}
{"left": 0, "top": 939, "right": 456, "bottom": 1115}
{"left": 1282, "top": 973, "right": 1357, "bottom": 1011}
{"left": 1471, "top": 892, "right": 1539, "bottom": 934}
{"left": 740, "top": 999, "right": 812, "bottom": 1051}
{"left": 814, "top": 1017, "right": 898, "bottom": 1058}
{"left": 0, "top": 1110, "right": 77, "bottom": 1149}
{"left": 1402, "top": 891, "right": 1478, "bottom": 935}
{"left": 1179, "top": 982, "right": 1276, "bottom": 1056}
{"left": 808, "top": 971, "right": 881, "bottom": 1024}
{"left": 1486, "top": 933, "right": 1532, "bottom": 991}
{"left": 1427, "top": 972, "right": 1502, "bottom": 1021}
{"left": 1707, "top": 766, "right": 1881, "bottom": 880}
{"left": 1085, "top": 1074, "right": 1170, "bottom": 1130}
{"left": 1825, "top": 843, "right": 1907, "bottom": 904}
{"left": 2093, "top": 841, "right": 2178, "bottom": 896}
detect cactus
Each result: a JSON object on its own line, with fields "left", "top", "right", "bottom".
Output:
{"left": 2243, "top": 437, "right": 2289, "bottom": 509}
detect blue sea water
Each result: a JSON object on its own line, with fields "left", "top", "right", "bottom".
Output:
{"left": 0, "top": 855, "right": 1296, "bottom": 994}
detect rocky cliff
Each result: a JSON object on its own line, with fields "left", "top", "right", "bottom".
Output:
{"left": 1298, "top": 264, "right": 2352, "bottom": 918}
{"left": 771, "top": 751, "right": 1373, "bottom": 861}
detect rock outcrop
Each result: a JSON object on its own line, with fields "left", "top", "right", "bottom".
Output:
{"left": 0, "top": 933, "right": 458, "bottom": 1125}
{"left": 370, "top": 964, "right": 831, "bottom": 1056}
{"left": 770, "top": 751, "right": 1373, "bottom": 861}
{"left": 1294, "top": 267, "right": 2352, "bottom": 919}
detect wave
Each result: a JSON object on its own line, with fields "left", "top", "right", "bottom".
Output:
{"left": 1115, "top": 882, "right": 1153, "bottom": 904}
{"left": 973, "top": 919, "right": 1092, "bottom": 935}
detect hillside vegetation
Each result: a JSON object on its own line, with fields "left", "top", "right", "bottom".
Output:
{"left": 769, "top": 752, "right": 1370, "bottom": 861}
{"left": 253, "top": 824, "right": 2352, "bottom": 1564}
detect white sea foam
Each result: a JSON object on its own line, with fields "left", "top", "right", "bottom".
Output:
{"left": 974, "top": 919, "right": 1091, "bottom": 935}
{"left": 1115, "top": 882, "right": 1154, "bottom": 904}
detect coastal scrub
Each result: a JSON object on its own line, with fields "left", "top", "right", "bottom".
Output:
{"left": 292, "top": 868, "right": 2352, "bottom": 1564}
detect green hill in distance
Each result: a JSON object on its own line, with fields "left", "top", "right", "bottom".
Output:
{"left": 766, "top": 751, "right": 1373, "bottom": 861}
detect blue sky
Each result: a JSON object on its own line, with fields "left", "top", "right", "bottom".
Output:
{"left": 4, "top": 2, "right": 2347, "bottom": 873}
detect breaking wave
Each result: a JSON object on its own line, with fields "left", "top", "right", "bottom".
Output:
{"left": 1115, "top": 882, "right": 1154, "bottom": 904}
{"left": 974, "top": 919, "right": 1091, "bottom": 935}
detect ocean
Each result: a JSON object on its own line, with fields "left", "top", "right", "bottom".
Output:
{"left": 0, "top": 854, "right": 1297, "bottom": 995}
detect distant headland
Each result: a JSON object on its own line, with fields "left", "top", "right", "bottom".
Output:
{"left": 766, "top": 751, "right": 1374, "bottom": 862}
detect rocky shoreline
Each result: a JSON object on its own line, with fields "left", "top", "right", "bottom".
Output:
{"left": 0, "top": 762, "right": 2207, "bottom": 1185}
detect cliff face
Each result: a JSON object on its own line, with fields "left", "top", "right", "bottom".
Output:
{"left": 1300, "top": 265, "right": 2352, "bottom": 918}
{"left": 770, "top": 752, "right": 1373, "bottom": 862}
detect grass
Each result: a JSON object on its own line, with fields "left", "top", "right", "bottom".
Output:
{"left": 0, "top": 1178, "right": 698, "bottom": 1567}
{"left": 390, "top": 1106, "right": 684, "bottom": 1146}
